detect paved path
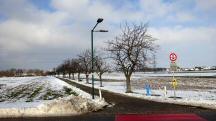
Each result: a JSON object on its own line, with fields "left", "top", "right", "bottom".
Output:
{"left": 1, "top": 78, "right": 216, "bottom": 121}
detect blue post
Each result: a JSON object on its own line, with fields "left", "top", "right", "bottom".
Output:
{"left": 145, "top": 84, "right": 151, "bottom": 96}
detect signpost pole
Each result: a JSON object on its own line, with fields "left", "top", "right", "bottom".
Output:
{"left": 172, "top": 69, "right": 176, "bottom": 99}
{"left": 170, "top": 52, "right": 177, "bottom": 99}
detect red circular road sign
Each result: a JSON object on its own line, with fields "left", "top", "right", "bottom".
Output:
{"left": 170, "top": 52, "right": 177, "bottom": 62}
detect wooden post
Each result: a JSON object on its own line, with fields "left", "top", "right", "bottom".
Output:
{"left": 99, "top": 89, "right": 102, "bottom": 100}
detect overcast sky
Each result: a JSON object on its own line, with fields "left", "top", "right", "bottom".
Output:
{"left": 0, "top": 0, "right": 216, "bottom": 70}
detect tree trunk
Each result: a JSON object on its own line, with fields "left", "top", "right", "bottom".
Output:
{"left": 86, "top": 74, "right": 89, "bottom": 83}
{"left": 125, "top": 75, "right": 132, "bottom": 93}
{"left": 78, "top": 73, "right": 80, "bottom": 81}
{"left": 99, "top": 74, "right": 103, "bottom": 87}
{"left": 69, "top": 73, "right": 71, "bottom": 79}
{"left": 72, "top": 73, "right": 75, "bottom": 80}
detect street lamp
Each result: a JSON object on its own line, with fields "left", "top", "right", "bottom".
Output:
{"left": 94, "top": 30, "right": 109, "bottom": 32}
{"left": 91, "top": 18, "right": 108, "bottom": 99}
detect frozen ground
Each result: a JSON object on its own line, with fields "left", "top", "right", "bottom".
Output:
{"left": 76, "top": 71, "right": 216, "bottom": 82}
{"left": 65, "top": 71, "right": 216, "bottom": 110}
{"left": 75, "top": 72, "right": 216, "bottom": 90}
{"left": 96, "top": 71, "right": 216, "bottom": 80}
{"left": 0, "top": 76, "right": 107, "bottom": 117}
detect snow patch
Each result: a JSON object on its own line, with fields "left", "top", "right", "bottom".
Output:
{"left": 0, "top": 76, "right": 108, "bottom": 117}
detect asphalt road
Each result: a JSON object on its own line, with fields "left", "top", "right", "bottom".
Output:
{"left": 1, "top": 77, "right": 216, "bottom": 121}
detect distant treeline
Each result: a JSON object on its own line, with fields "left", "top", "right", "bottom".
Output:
{"left": 0, "top": 69, "right": 46, "bottom": 77}
{"left": 139, "top": 67, "right": 167, "bottom": 72}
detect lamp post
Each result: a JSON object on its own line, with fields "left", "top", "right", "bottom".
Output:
{"left": 91, "top": 18, "right": 108, "bottom": 99}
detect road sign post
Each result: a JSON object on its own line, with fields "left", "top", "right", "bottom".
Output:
{"left": 169, "top": 52, "right": 178, "bottom": 99}
{"left": 145, "top": 83, "right": 151, "bottom": 96}
{"left": 164, "top": 86, "right": 167, "bottom": 97}
{"left": 172, "top": 78, "right": 177, "bottom": 99}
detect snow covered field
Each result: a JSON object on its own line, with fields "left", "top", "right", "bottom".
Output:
{"left": 75, "top": 72, "right": 216, "bottom": 83}
{"left": 94, "top": 72, "right": 216, "bottom": 81}
{"left": 66, "top": 72, "right": 216, "bottom": 110}
{"left": 0, "top": 76, "right": 107, "bottom": 117}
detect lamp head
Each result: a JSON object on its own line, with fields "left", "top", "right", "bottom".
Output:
{"left": 97, "top": 18, "right": 103, "bottom": 23}
{"left": 98, "top": 30, "right": 108, "bottom": 32}
{"left": 94, "top": 30, "right": 108, "bottom": 32}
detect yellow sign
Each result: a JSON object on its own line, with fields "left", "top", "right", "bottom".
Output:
{"left": 172, "top": 79, "right": 177, "bottom": 88}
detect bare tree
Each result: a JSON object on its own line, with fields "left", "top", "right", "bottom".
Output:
{"left": 94, "top": 55, "right": 109, "bottom": 87}
{"left": 152, "top": 52, "right": 157, "bottom": 73}
{"left": 78, "top": 50, "right": 91, "bottom": 83}
{"left": 70, "top": 58, "right": 79, "bottom": 80}
{"left": 57, "top": 63, "right": 67, "bottom": 78}
{"left": 107, "top": 23, "right": 156, "bottom": 93}
{"left": 76, "top": 60, "right": 84, "bottom": 81}
{"left": 62, "top": 59, "right": 80, "bottom": 80}
{"left": 55, "top": 65, "right": 62, "bottom": 77}
{"left": 63, "top": 59, "right": 71, "bottom": 78}
{"left": 16, "top": 69, "right": 24, "bottom": 77}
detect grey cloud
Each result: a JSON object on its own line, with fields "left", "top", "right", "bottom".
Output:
{"left": 0, "top": 0, "right": 215, "bottom": 70}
